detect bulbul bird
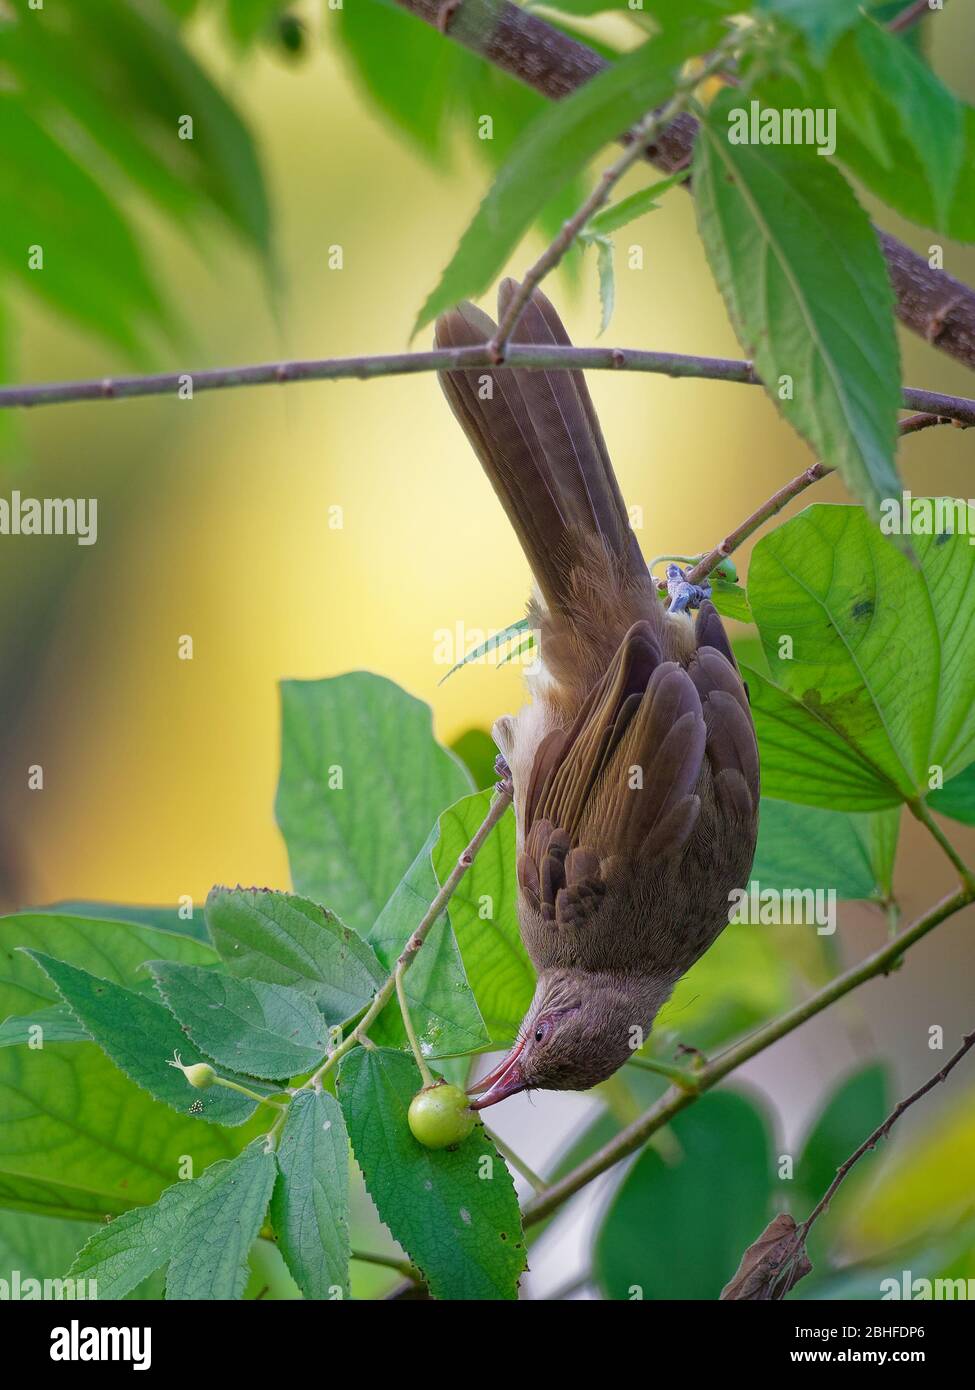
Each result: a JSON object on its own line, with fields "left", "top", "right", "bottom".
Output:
{"left": 435, "top": 281, "right": 760, "bottom": 1109}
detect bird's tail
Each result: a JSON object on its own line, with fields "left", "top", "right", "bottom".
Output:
{"left": 435, "top": 282, "right": 652, "bottom": 624}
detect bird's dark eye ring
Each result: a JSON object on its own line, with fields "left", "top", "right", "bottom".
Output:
{"left": 534, "top": 1028, "right": 544, "bottom": 1043}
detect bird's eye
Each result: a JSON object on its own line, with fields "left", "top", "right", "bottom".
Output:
{"left": 533, "top": 1017, "right": 553, "bottom": 1045}
{"left": 534, "top": 1028, "right": 544, "bottom": 1043}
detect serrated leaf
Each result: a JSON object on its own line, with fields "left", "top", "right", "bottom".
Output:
{"left": 67, "top": 1164, "right": 225, "bottom": 1300}
{"left": 338, "top": 1048, "right": 525, "bottom": 1299}
{"left": 275, "top": 674, "right": 473, "bottom": 934}
{"left": 757, "top": 0, "right": 863, "bottom": 62}
{"left": 149, "top": 963, "right": 330, "bottom": 1080}
{"left": 415, "top": 22, "right": 726, "bottom": 333}
{"left": 438, "top": 618, "right": 531, "bottom": 685}
{"left": 367, "top": 826, "right": 489, "bottom": 1058}
{"left": 205, "top": 888, "right": 384, "bottom": 1022}
{"left": 0, "top": 1043, "right": 247, "bottom": 1221}
{"left": 749, "top": 504, "right": 975, "bottom": 806}
{"left": 586, "top": 171, "right": 688, "bottom": 237}
{"left": 0, "top": 911, "right": 217, "bottom": 1021}
{"left": 166, "top": 1143, "right": 277, "bottom": 1300}
{"left": 431, "top": 793, "right": 534, "bottom": 1045}
{"left": 594, "top": 236, "right": 616, "bottom": 336}
{"left": 694, "top": 93, "right": 901, "bottom": 521}
{"left": 806, "top": 18, "right": 975, "bottom": 239}
{"left": 271, "top": 1090, "right": 351, "bottom": 1300}
{"left": 22, "top": 952, "right": 271, "bottom": 1126}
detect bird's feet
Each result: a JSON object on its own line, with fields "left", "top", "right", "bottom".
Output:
{"left": 664, "top": 563, "right": 712, "bottom": 614}
{"left": 494, "top": 752, "right": 513, "bottom": 799}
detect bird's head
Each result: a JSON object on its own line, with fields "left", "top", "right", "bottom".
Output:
{"left": 468, "top": 968, "right": 666, "bottom": 1108}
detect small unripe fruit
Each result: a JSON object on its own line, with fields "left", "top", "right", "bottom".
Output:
{"left": 408, "top": 1082, "right": 475, "bottom": 1149}
{"left": 169, "top": 1052, "right": 216, "bottom": 1090}
{"left": 183, "top": 1063, "right": 216, "bottom": 1089}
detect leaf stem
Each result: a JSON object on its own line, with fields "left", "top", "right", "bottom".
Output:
{"left": 908, "top": 798, "right": 975, "bottom": 894}
{"left": 625, "top": 1053, "right": 700, "bottom": 1092}
{"left": 395, "top": 963, "right": 435, "bottom": 1088}
{"left": 522, "top": 885, "right": 974, "bottom": 1226}
{"left": 212, "top": 1076, "right": 286, "bottom": 1111}
{"left": 351, "top": 1249, "right": 422, "bottom": 1282}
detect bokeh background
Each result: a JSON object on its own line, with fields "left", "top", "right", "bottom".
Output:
{"left": 1, "top": 0, "right": 974, "bottom": 1299}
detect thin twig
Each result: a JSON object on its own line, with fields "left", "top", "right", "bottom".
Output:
{"left": 522, "top": 885, "right": 974, "bottom": 1226}
{"left": 488, "top": 36, "right": 738, "bottom": 357}
{"left": 795, "top": 1026, "right": 975, "bottom": 1247}
{"left": 3, "top": 345, "right": 974, "bottom": 427}
{"left": 303, "top": 781, "right": 513, "bottom": 1090}
{"left": 683, "top": 411, "right": 958, "bottom": 586}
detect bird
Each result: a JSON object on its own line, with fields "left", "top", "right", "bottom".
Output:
{"left": 434, "top": 280, "right": 760, "bottom": 1109}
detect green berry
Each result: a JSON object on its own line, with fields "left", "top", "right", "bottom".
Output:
{"left": 408, "top": 1082, "right": 475, "bottom": 1149}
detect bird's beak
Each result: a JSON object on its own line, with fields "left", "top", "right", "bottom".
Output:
{"left": 467, "top": 1039, "right": 528, "bottom": 1110}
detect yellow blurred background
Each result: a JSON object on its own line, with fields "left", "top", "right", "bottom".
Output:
{"left": 2, "top": 3, "right": 974, "bottom": 934}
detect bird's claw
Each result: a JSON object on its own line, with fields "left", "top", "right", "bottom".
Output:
{"left": 664, "top": 563, "right": 711, "bottom": 614}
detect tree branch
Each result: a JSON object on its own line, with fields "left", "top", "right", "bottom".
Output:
{"left": 4, "top": 344, "right": 975, "bottom": 424}
{"left": 522, "top": 885, "right": 974, "bottom": 1227}
{"left": 683, "top": 412, "right": 960, "bottom": 586}
{"left": 397, "top": 0, "right": 975, "bottom": 375}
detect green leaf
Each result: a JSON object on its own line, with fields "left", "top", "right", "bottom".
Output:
{"left": 431, "top": 793, "right": 535, "bottom": 1045}
{"left": 817, "top": 19, "right": 975, "bottom": 238}
{"left": 586, "top": 171, "right": 688, "bottom": 237}
{"left": 710, "top": 575, "right": 753, "bottom": 623}
{"left": 415, "top": 22, "right": 726, "bottom": 333}
{"left": 270, "top": 1089, "right": 351, "bottom": 1300}
{"left": 0, "top": 1043, "right": 248, "bottom": 1220}
{"left": 749, "top": 504, "right": 975, "bottom": 806}
{"left": 67, "top": 1164, "right": 224, "bottom": 1300}
{"left": 594, "top": 237, "right": 616, "bottom": 336}
{"left": 449, "top": 728, "right": 500, "bottom": 790}
{"left": 205, "top": 887, "right": 385, "bottom": 1022}
{"left": 929, "top": 762, "right": 975, "bottom": 825}
{"left": 0, "top": 911, "right": 217, "bottom": 1021}
{"left": 22, "top": 953, "right": 269, "bottom": 1126}
{"left": 752, "top": 798, "right": 901, "bottom": 902}
{"left": 0, "top": 1209, "right": 109, "bottom": 1295}
{"left": 796, "top": 1063, "right": 890, "bottom": 1207}
{"left": 0, "top": 1005, "right": 88, "bottom": 1050}
{"left": 275, "top": 674, "right": 473, "bottom": 934}
{"left": 743, "top": 666, "right": 893, "bottom": 809}
{"left": 149, "top": 963, "right": 330, "bottom": 1080}
{"left": 41, "top": 900, "right": 210, "bottom": 943}
{"left": 367, "top": 827, "right": 489, "bottom": 1058}
{"left": 338, "top": 1048, "right": 525, "bottom": 1299}
{"left": 438, "top": 618, "right": 531, "bottom": 686}
{"left": 694, "top": 92, "right": 901, "bottom": 522}
{"left": 758, "top": 0, "right": 864, "bottom": 62}
{"left": 166, "top": 1143, "right": 276, "bottom": 1300}
{"left": 595, "top": 1091, "right": 773, "bottom": 1300}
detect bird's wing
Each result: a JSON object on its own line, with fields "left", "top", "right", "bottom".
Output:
{"left": 517, "top": 620, "right": 708, "bottom": 928}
